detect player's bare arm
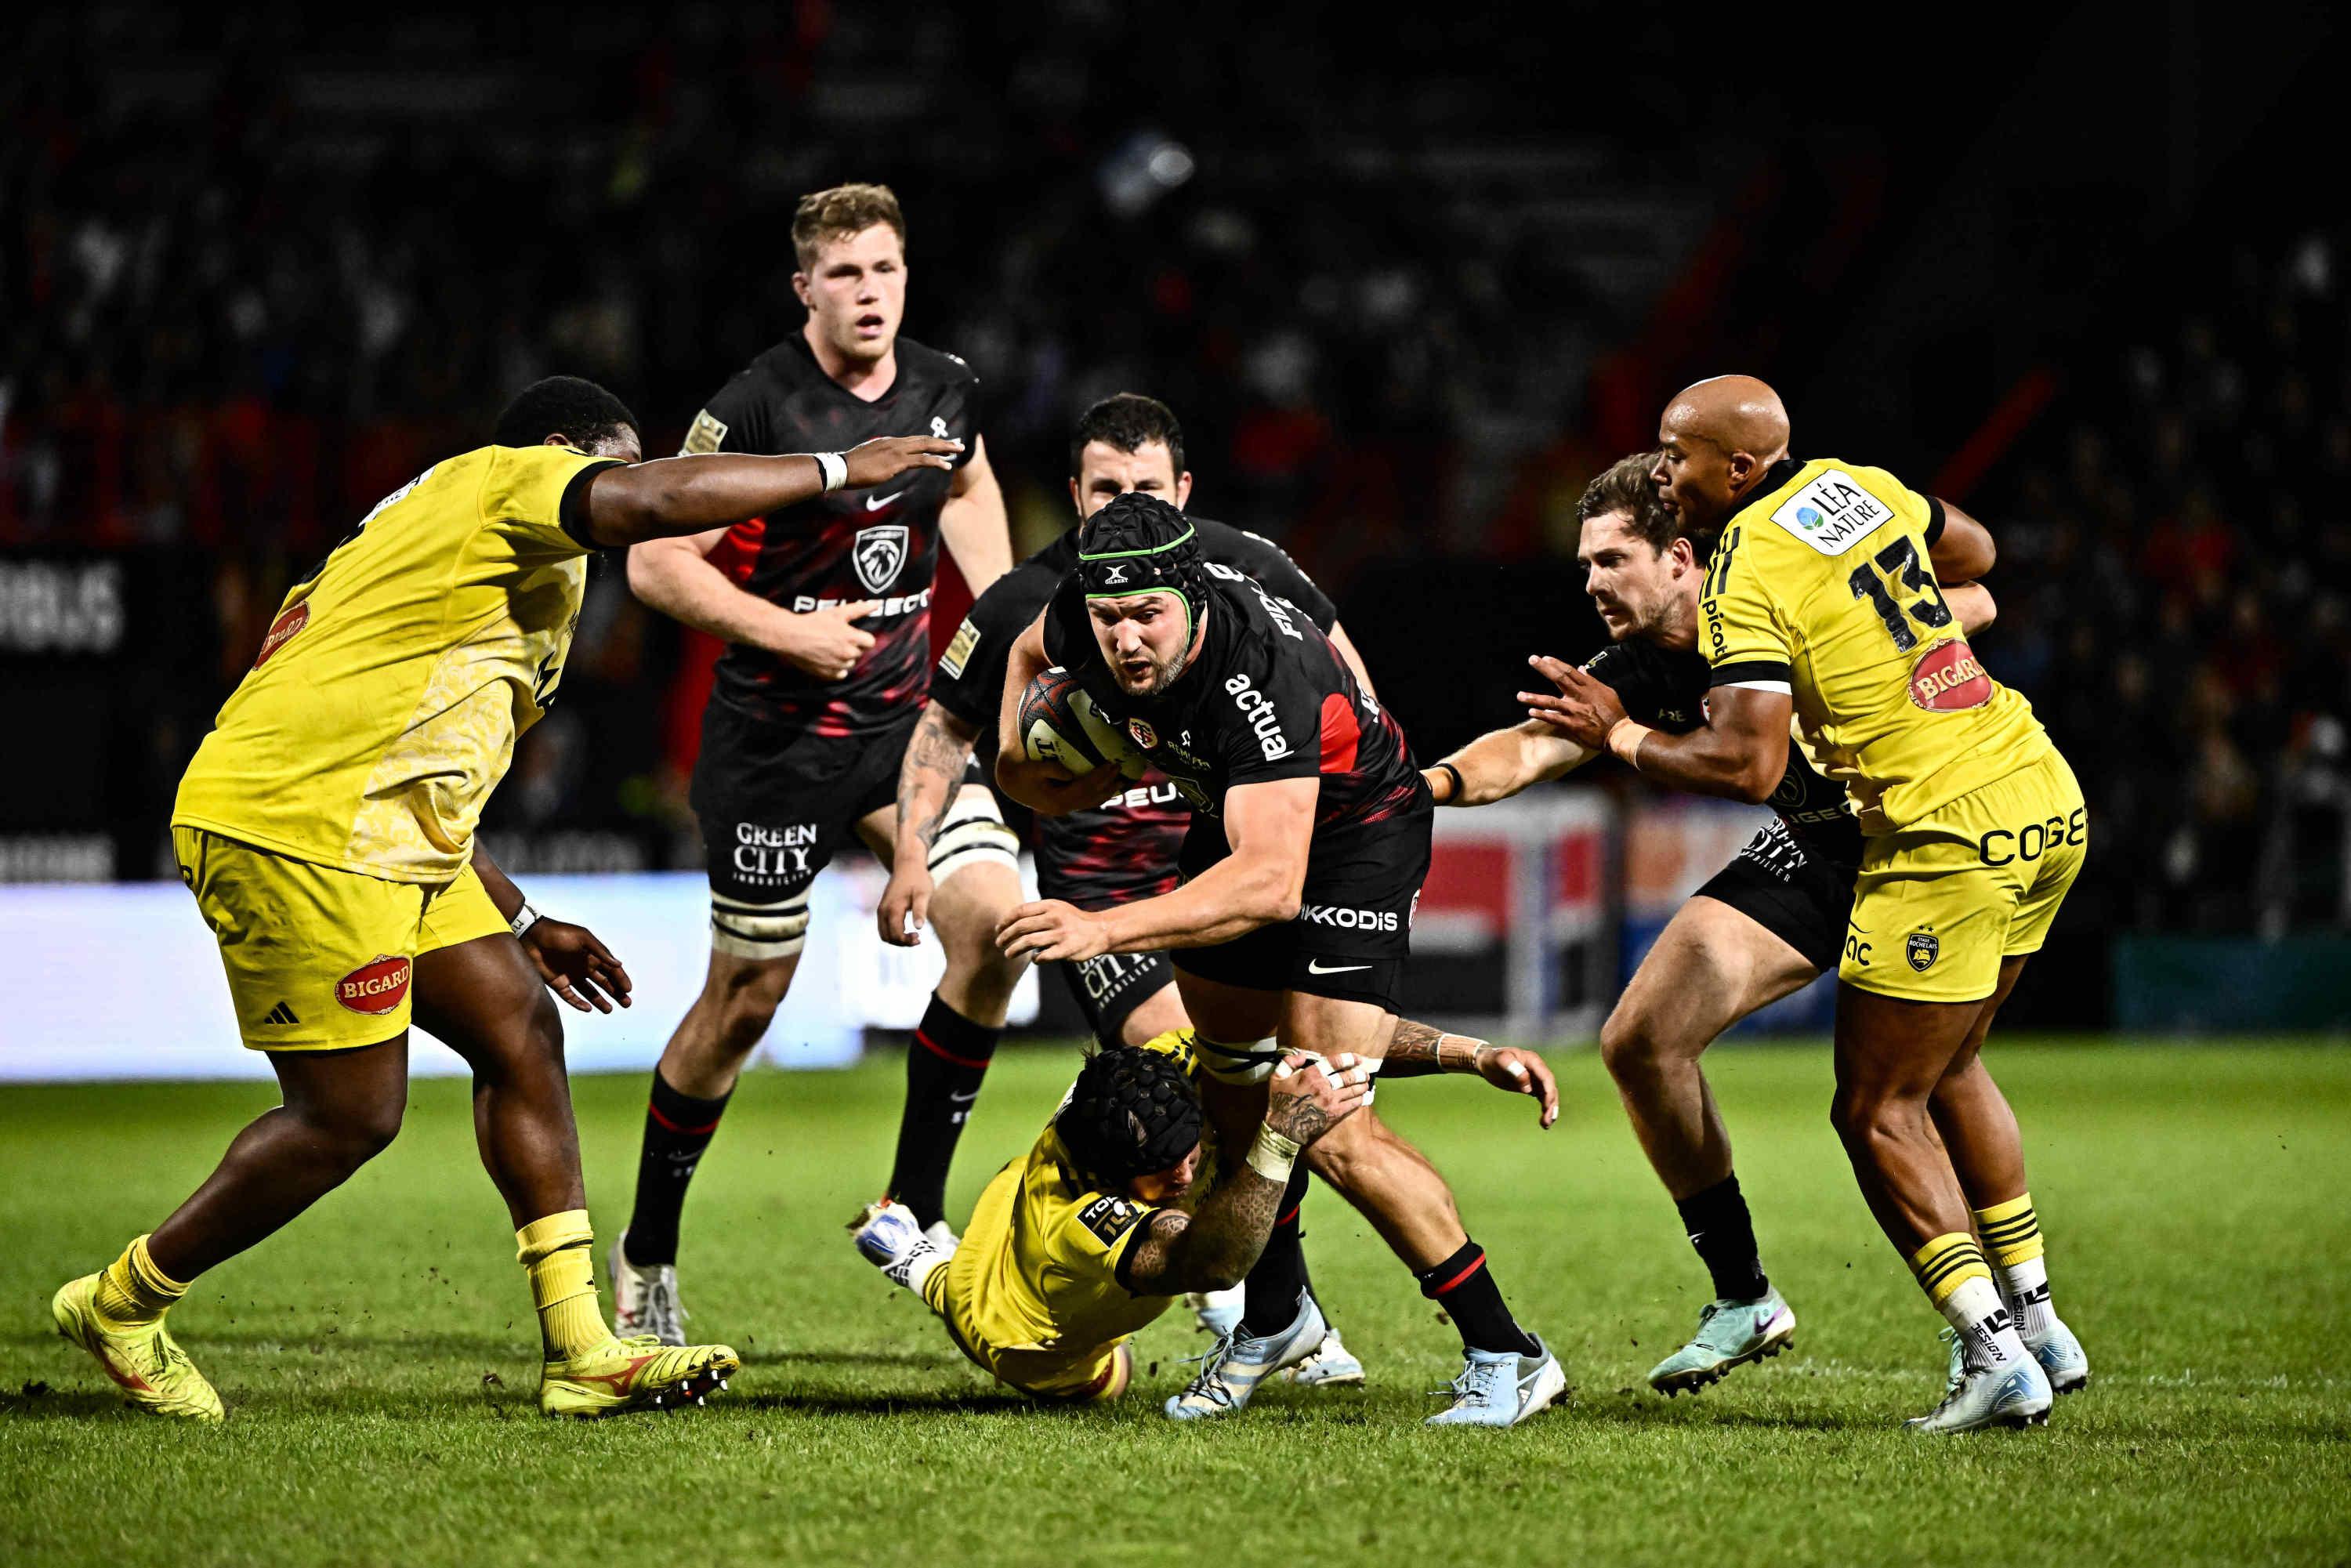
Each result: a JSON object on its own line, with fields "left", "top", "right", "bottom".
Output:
{"left": 878, "top": 700, "right": 983, "bottom": 946}
{"left": 469, "top": 842, "right": 633, "bottom": 1014}
{"left": 1523, "top": 661, "right": 1791, "bottom": 805}
{"left": 1121, "top": 1055, "right": 1372, "bottom": 1295}
{"left": 996, "top": 776, "right": 1316, "bottom": 962}
{"left": 993, "top": 610, "right": 1122, "bottom": 814}
{"left": 1947, "top": 581, "right": 1997, "bottom": 636}
{"left": 625, "top": 531, "right": 882, "bottom": 681}
{"left": 938, "top": 436, "right": 1013, "bottom": 595}
{"left": 587, "top": 436, "right": 959, "bottom": 546}
{"left": 1378, "top": 1020, "right": 1560, "bottom": 1128}
{"left": 1327, "top": 620, "right": 1378, "bottom": 700}
{"left": 1425, "top": 715, "right": 1593, "bottom": 806}
{"left": 1929, "top": 499, "right": 1997, "bottom": 583}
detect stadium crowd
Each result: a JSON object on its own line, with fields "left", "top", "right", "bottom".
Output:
{"left": 2, "top": 10, "right": 2342, "bottom": 938}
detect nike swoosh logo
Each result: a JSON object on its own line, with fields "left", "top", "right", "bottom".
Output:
{"left": 864, "top": 489, "right": 905, "bottom": 511}
{"left": 1306, "top": 960, "right": 1372, "bottom": 975}
{"left": 947, "top": 1090, "right": 980, "bottom": 1105}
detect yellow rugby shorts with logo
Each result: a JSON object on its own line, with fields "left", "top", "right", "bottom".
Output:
{"left": 1838, "top": 749, "right": 2088, "bottom": 1004}
{"left": 172, "top": 827, "right": 509, "bottom": 1050}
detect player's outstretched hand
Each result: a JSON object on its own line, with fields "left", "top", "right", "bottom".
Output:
{"left": 521, "top": 919, "right": 634, "bottom": 1013}
{"left": 1518, "top": 654, "right": 1626, "bottom": 751}
{"left": 779, "top": 599, "right": 880, "bottom": 681}
{"left": 841, "top": 434, "right": 963, "bottom": 490}
{"left": 1264, "top": 1052, "right": 1375, "bottom": 1147}
{"left": 1472, "top": 1042, "right": 1559, "bottom": 1128}
{"left": 995, "top": 898, "right": 1108, "bottom": 963}
{"left": 878, "top": 863, "right": 933, "bottom": 948}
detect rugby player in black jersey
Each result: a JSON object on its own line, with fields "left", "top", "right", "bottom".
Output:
{"left": 611, "top": 184, "right": 1024, "bottom": 1342}
{"left": 991, "top": 492, "right": 1565, "bottom": 1428}
{"left": 888, "top": 394, "right": 1554, "bottom": 1386}
{"left": 1435, "top": 452, "right": 2082, "bottom": 1402}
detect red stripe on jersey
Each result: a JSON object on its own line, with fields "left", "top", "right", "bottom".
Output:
{"left": 1318, "top": 692, "right": 1360, "bottom": 775}
{"left": 710, "top": 516, "right": 766, "bottom": 585}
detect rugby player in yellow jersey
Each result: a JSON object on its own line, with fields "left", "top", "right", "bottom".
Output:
{"left": 847, "top": 1033, "right": 1373, "bottom": 1403}
{"left": 1532, "top": 378, "right": 2088, "bottom": 1433}
{"left": 50, "top": 375, "right": 961, "bottom": 1421}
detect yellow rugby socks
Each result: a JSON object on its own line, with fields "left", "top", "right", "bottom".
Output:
{"left": 1974, "top": 1193, "right": 2054, "bottom": 1339}
{"left": 92, "top": 1235, "right": 187, "bottom": 1329}
{"left": 517, "top": 1210, "right": 613, "bottom": 1360}
{"left": 1912, "top": 1232, "right": 2027, "bottom": 1369}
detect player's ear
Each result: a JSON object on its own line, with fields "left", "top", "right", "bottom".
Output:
{"left": 791, "top": 270, "right": 813, "bottom": 309}
{"left": 1068, "top": 476, "right": 1082, "bottom": 513}
{"left": 541, "top": 433, "right": 569, "bottom": 449}
{"left": 1172, "top": 472, "right": 1194, "bottom": 509}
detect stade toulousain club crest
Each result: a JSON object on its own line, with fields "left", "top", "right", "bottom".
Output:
{"left": 853, "top": 525, "right": 908, "bottom": 594}
{"left": 1910, "top": 639, "right": 1993, "bottom": 712}
{"left": 336, "top": 955, "right": 412, "bottom": 1015}
{"left": 1128, "top": 718, "right": 1159, "bottom": 750}
{"left": 1906, "top": 932, "right": 1940, "bottom": 973}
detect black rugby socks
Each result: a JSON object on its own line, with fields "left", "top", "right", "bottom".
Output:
{"left": 888, "top": 994, "right": 1000, "bottom": 1229}
{"left": 623, "top": 1070, "right": 733, "bottom": 1268}
{"left": 1237, "top": 1164, "right": 1315, "bottom": 1338}
{"left": 1675, "top": 1173, "right": 1770, "bottom": 1303}
{"left": 1418, "top": 1239, "right": 1541, "bottom": 1358}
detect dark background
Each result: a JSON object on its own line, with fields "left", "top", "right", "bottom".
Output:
{"left": 5, "top": 2, "right": 2346, "bottom": 1023}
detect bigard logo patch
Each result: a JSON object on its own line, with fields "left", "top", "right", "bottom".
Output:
{"left": 254, "top": 600, "right": 310, "bottom": 668}
{"left": 336, "top": 954, "right": 412, "bottom": 1014}
{"left": 852, "top": 524, "right": 908, "bottom": 593}
{"left": 1906, "top": 932, "right": 1940, "bottom": 972}
{"left": 1909, "top": 639, "right": 1993, "bottom": 712}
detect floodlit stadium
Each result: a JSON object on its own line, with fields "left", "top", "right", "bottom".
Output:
{"left": 3, "top": 5, "right": 2346, "bottom": 1564}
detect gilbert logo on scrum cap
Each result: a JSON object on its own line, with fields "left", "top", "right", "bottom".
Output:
{"left": 336, "top": 955, "right": 412, "bottom": 1015}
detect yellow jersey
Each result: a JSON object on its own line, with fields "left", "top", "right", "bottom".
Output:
{"left": 930, "top": 1033, "right": 1201, "bottom": 1392}
{"left": 173, "top": 443, "right": 621, "bottom": 883}
{"left": 1700, "top": 457, "right": 2052, "bottom": 833}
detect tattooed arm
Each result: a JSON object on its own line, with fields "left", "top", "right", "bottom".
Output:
{"left": 1121, "top": 1055, "right": 1372, "bottom": 1295}
{"left": 1376, "top": 1020, "right": 1559, "bottom": 1128}
{"left": 878, "top": 701, "right": 984, "bottom": 947}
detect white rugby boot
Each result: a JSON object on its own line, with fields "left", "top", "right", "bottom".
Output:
{"left": 1186, "top": 1284, "right": 1245, "bottom": 1337}
{"left": 608, "top": 1230, "right": 689, "bottom": 1348}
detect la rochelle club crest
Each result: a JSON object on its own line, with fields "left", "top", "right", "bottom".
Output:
{"left": 1906, "top": 930, "right": 1940, "bottom": 972}
{"left": 853, "top": 525, "right": 908, "bottom": 593}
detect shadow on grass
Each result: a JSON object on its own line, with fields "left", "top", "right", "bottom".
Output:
{"left": 728, "top": 1389, "right": 1045, "bottom": 1417}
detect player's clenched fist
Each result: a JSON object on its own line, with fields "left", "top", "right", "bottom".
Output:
{"left": 1264, "top": 1052, "right": 1375, "bottom": 1146}
{"left": 995, "top": 898, "right": 1108, "bottom": 963}
{"left": 842, "top": 433, "right": 962, "bottom": 488}
{"left": 777, "top": 599, "right": 880, "bottom": 681}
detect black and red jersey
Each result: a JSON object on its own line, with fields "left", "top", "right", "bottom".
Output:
{"left": 683, "top": 331, "right": 981, "bottom": 737}
{"left": 1044, "top": 570, "right": 1421, "bottom": 842}
{"left": 933, "top": 517, "right": 1335, "bottom": 909}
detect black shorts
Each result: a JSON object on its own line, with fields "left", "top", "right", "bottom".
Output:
{"left": 1057, "top": 950, "right": 1176, "bottom": 1046}
{"left": 1169, "top": 805, "right": 1430, "bottom": 1014}
{"left": 691, "top": 698, "right": 917, "bottom": 905}
{"left": 1692, "top": 817, "right": 1853, "bottom": 975}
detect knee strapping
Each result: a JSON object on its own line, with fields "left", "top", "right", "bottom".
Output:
{"left": 928, "top": 791, "right": 1020, "bottom": 885}
{"left": 711, "top": 889, "right": 811, "bottom": 960}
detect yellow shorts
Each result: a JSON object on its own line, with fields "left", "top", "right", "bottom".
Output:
{"left": 918, "top": 1257, "right": 1135, "bottom": 1403}
{"left": 1838, "top": 749, "right": 2087, "bottom": 1004}
{"left": 172, "top": 827, "right": 509, "bottom": 1051}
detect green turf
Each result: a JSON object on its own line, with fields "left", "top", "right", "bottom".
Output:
{"left": 3, "top": 1041, "right": 2347, "bottom": 1566}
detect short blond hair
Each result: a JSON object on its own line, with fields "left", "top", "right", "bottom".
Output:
{"left": 792, "top": 183, "right": 906, "bottom": 270}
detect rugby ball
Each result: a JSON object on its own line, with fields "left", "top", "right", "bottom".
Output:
{"left": 1019, "top": 668, "right": 1147, "bottom": 780}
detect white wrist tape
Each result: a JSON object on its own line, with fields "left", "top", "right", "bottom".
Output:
{"left": 813, "top": 451, "right": 849, "bottom": 492}
{"left": 1244, "top": 1124, "right": 1302, "bottom": 1184}
{"left": 509, "top": 902, "right": 542, "bottom": 940}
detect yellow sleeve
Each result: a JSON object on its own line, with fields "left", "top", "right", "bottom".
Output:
{"left": 1060, "top": 1193, "right": 1156, "bottom": 1287}
{"left": 476, "top": 444, "right": 624, "bottom": 556}
{"left": 1699, "top": 521, "right": 1794, "bottom": 690}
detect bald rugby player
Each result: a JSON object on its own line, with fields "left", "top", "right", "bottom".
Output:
{"left": 1530, "top": 378, "right": 2088, "bottom": 1432}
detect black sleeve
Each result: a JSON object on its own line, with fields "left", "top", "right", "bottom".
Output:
{"left": 682, "top": 368, "right": 775, "bottom": 457}
{"left": 1201, "top": 521, "right": 1338, "bottom": 632}
{"left": 558, "top": 459, "right": 628, "bottom": 548}
{"left": 1041, "top": 578, "right": 1089, "bottom": 671}
{"left": 933, "top": 570, "right": 1045, "bottom": 731}
{"left": 1218, "top": 641, "right": 1328, "bottom": 788}
{"left": 940, "top": 351, "right": 983, "bottom": 470}
{"left": 1923, "top": 494, "right": 1947, "bottom": 547}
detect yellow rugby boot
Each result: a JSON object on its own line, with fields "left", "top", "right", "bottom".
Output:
{"left": 52, "top": 1274, "right": 225, "bottom": 1422}
{"left": 538, "top": 1334, "right": 740, "bottom": 1419}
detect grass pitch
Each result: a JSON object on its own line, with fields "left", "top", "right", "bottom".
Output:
{"left": 2, "top": 1041, "right": 2346, "bottom": 1566}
